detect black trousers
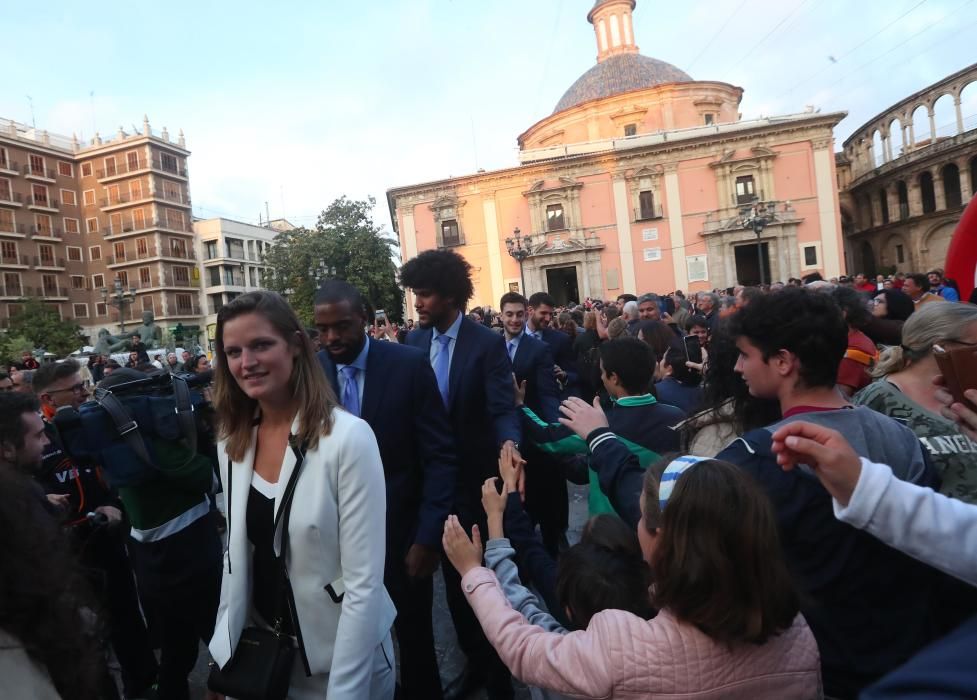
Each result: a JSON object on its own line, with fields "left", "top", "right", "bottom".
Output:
{"left": 523, "top": 448, "right": 569, "bottom": 558}
{"left": 385, "top": 548, "right": 443, "bottom": 700}
{"left": 128, "top": 514, "right": 222, "bottom": 700}
{"left": 81, "top": 526, "right": 159, "bottom": 697}
{"left": 442, "top": 502, "right": 514, "bottom": 699}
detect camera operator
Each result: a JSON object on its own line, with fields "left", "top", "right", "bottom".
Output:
{"left": 98, "top": 368, "right": 222, "bottom": 700}
{"left": 32, "top": 359, "right": 159, "bottom": 699}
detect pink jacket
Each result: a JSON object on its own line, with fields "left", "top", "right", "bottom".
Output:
{"left": 462, "top": 568, "right": 822, "bottom": 699}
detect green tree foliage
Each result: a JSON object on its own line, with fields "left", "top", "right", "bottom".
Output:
{"left": 263, "top": 196, "right": 403, "bottom": 326}
{"left": 5, "top": 298, "right": 88, "bottom": 358}
{"left": 0, "top": 333, "right": 33, "bottom": 366}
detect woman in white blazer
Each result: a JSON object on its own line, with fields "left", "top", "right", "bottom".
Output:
{"left": 207, "top": 291, "right": 396, "bottom": 700}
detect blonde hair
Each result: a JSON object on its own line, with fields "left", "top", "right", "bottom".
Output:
{"left": 873, "top": 302, "right": 977, "bottom": 377}
{"left": 213, "top": 291, "right": 338, "bottom": 461}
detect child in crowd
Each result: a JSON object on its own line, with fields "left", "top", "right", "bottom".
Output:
{"left": 444, "top": 455, "right": 821, "bottom": 699}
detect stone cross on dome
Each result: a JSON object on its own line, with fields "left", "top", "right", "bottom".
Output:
{"left": 588, "top": 0, "right": 639, "bottom": 62}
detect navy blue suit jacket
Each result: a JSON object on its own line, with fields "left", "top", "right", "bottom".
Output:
{"left": 534, "top": 326, "right": 579, "bottom": 394}
{"left": 407, "top": 317, "right": 521, "bottom": 508}
{"left": 317, "top": 339, "right": 457, "bottom": 553}
{"left": 510, "top": 333, "right": 561, "bottom": 423}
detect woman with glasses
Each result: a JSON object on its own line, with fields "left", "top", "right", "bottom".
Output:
{"left": 853, "top": 302, "right": 977, "bottom": 504}
{"left": 871, "top": 289, "right": 915, "bottom": 322}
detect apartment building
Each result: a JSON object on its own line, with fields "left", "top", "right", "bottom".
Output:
{"left": 0, "top": 116, "right": 198, "bottom": 340}
{"left": 193, "top": 217, "right": 279, "bottom": 345}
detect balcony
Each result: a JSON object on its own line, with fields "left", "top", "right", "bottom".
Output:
{"left": 0, "top": 224, "right": 26, "bottom": 238}
{"left": 161, "top": 270, "right": 199, "bottom": 288}
{"left": 101, "top": 215, "right": 194, "bottom": 238}
{"left": 0, "top": 253, "right": 30, "bottom": 268}
{"left": 0, "top": 191, "right": 23, "bottom": 207}
{"left": 39, "top": 285, "right": 68, "bottom": 300}
{"left": 162, "top": 247, "right": 196, "bottom": 261}
{"left": 97, "top": 157, "right": 148, "bottom": 181}
{"left": 27, "top": 195, "right": 59, "bottom": 212}
{"left": 634, "top": 203, "right": 664, "bottom": 221}
{"left": 31, "top": 225, "right": 62, "bottom": 240}
{"left": 34, "top": 255, "right": 66, "bottom": 271}
{"left": 0, "top": 159, "right": 18, "bottom": 176}
{"left": 23, "top": 164, "right": 56, "bottom": 182}
{"left": 99, "top": 191, "right": 152, "bottom": 211}
{"left": 152, "top": 155, "right": 188, "bottom": 179}
{"left": 166, "top": 302, "right": 203, "bottom": 318}
{"left": 0, "top": 285, "right": 25, "bottom": 298}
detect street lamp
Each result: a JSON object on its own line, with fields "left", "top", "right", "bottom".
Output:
{"left": 741, "top": 202, "right": 776, "bottom": 286}
{"left": 101, "top": 276, "right": 137, "bottom": 333}
{"left": 504, "top": 227, "right": 530, "bottom": 294}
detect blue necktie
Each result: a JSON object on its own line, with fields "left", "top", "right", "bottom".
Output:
{"left": 508, "top": 340, "right": 517, "bottom": 362}
{"left": 340, "top": 366, "right": 360, "bottom": 417}
{"left": 433, "top": 334, "right": 451, "bottom": 407}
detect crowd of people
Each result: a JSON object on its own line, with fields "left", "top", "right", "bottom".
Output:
{"left": 1, "top": 249, "right": 975, "bottom": 700}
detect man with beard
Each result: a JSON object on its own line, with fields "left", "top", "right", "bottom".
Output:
{"left": 401, "top": 249, "right": 521, "bottom": 699}
{"left": 314, "top": 279, "right": 457, "bottom": 700}
{"left": 526, "top": 291, "right": 578, "bottom": 396}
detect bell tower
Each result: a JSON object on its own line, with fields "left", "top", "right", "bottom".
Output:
{"left": 588, "top": 0, "right": 639, "bottom": 63}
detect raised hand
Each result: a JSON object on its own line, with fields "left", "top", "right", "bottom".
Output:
{"left": 558, "top": 396, "right": 610, "bottom": 439}
{"left": 442, "top": 515, "right": 483, "bottom": 578}
{"left": 481, "top": 477, "right": 508, "bottom": 540}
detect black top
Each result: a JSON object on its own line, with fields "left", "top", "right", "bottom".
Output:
{"left": 246, "top": 483, "right": 292, "bottom": 634}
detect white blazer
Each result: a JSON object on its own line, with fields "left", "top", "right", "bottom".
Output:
{"left": 209, "top": 409, "right": 396, "bottom": 698}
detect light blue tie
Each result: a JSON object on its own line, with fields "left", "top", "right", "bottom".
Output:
{"left": 533, "top": 329, "right": 543, "bottom": 340}
{"left": 340, "top": 366, "right": 360, "bottom": 417}
{"left": 433, "top": 334, "right": 451, "bottom": 407}
{"left": 508, "top": 340, "right": 517, "bottom": 362}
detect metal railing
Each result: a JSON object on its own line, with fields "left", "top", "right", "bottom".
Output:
{"left": 0, "top": 285, "right": 25, "bottom": 297}
{"left": 164, "top": 247, "right": 196, "bottom": 260}
{"left": 34, "top": 255, "right": 66, "bottom": 268}
{"left": 0, "top": 223, "right": 26, "bottom": 235}
{"left": 0, "top": 159, "right": 18, "bottom": 172}
{"left": 23, "top": 164, "right": 55, "bottom": 179}
{"left": 634, "top": 203, "right": 664, "bottom": 221}
{"left": 0, "top": 191, "right": 22, "bottom": 204}
{"left": 31, "top": 225, "right": 62, "bottom": 239}
{"left": 0, "top": 254, "right": 29, "bottom": 266}
{"left": 96, "top": 158, "right": 148, "bottom": 179}
{"left": 27, "top": 194, "right": 58, "bottom": 209}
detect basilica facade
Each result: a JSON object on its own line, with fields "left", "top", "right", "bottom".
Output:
{"left": 387, "top": 0, "right": 846, "bottom": 309}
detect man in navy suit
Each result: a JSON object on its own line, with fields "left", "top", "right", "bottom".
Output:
{"left": 526, "top": 291, "right": 578, "bottom": 396}
{"left": 400, "top": 249, "right": 521, "bottom": 700}
{"left": 499, "top": 292, "right": 570, "bottom": 555}
{"left": 314, "top": 279, "right": 457, "bottom": 700}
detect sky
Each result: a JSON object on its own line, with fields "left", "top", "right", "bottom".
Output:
{"left": 2, "top": 0, "right": 975, "bottom": 237}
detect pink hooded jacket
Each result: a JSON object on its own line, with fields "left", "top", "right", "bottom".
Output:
{"left": 462, "top": 568, "right": 822, "bottom": 699}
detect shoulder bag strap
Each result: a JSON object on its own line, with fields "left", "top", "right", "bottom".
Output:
{"left": 92, "top": 387, "right": 157, "bottom": 469}
{"left": 171, "top": 374, "right": 198, "bottom": 455}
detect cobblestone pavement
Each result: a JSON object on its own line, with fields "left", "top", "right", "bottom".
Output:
{"left": 182, "top": 484, "right": 589, "bottom": 699}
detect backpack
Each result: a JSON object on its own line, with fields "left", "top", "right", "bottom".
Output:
{"left": 54, "top": 372, "right": 214, "bottom": 488}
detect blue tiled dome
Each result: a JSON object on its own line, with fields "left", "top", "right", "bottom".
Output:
{"left": 554, "top": 53, "right": 693, "bottom": 114}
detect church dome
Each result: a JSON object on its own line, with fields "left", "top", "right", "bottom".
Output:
{"left": 553, "top": 53, "right": 693, "bottom": 114}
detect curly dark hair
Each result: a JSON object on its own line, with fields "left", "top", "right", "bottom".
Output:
{"left": 728, "top": 286, "right": 847, "bottom": 389}
{"left": 876, "top": 289, "right": 915, "bottom": 321}
{"left": 0, "top": 469, "right": 102, "bottom": 699}
{"left": 828, "top": 285, "right": 872, "bottom": 328}
{"left": 399, "top": 249, "right": 474, "bottom": 309}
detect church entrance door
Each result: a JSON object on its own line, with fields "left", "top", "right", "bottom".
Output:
{"left": 545, "top": 266, "right": 579, "bottom": 306}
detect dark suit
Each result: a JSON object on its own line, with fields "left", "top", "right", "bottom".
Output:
{"left": 512, "top": 333, "right": 568, "bottom": 555}
{"left": 532, "top": 326, "right": 578, "bottom": 396}
{"left": 407, "top": 316, "right": 520, "bottom": 697}
{"left": 318, "top": 339, "right": 457, "bottom": 699}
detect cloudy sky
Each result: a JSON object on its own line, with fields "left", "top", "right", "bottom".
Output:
{"left": 3, "top": 0, "right": 975, "bottom": 234}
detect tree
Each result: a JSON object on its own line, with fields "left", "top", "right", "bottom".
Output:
{"left": 5, "top": 298, "right": 88, "bottom": 358}
{"left": 263, "top": 196, "right": 403, "bottom": 326}
{"left": 0, "top": 333, "right": 32, "bottom": 367}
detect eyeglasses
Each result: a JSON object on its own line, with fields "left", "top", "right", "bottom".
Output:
{"left": 47, "top": 382, "right": 87, "bottom": 395}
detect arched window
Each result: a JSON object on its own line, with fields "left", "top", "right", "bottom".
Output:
{"left": 919, "top": 171, "right": 936, "bottom": 214}
{"left": 932, "top": 94, "right": 956, "bottom": 139}
{"left": 897, "top": 180, "right": 909, "bottom": 220}
{"left": 911, "top": 104, "right": 931, "bottom": 145}
{"left": 889, "top": 118, "right": 904, "bottom": 158}
{"left": 942, "top": 163, "right": 962, "bottom": 208}
{"left": 872, "top": 129, "right": 885, "bottom": 167}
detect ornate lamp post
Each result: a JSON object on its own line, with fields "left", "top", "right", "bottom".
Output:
{"left": 504, "top": 227, "right": 530, "bottom": 294}
{"left": 101, "top": 276, "right": 137, "bottom": 333}
{"left": 740, "top": 202, "right": 777, "bottom": 286}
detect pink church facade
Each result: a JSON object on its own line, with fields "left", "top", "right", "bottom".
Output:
{"left": 387, "top": 0, "right": 847, "bottom": 310}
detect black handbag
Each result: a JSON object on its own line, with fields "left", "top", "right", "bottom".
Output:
{"left": 207, "top": 439, "right": 307, "bottom": 700}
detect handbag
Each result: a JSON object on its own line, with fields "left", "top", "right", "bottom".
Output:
{"left": 207, "top": 439, "right": 307, "bottom": 700}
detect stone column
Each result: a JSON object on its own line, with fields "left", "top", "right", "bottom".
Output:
{"left": 886, "top": 184, "right": 900, "bottom": 224}
{"left": 955, "top": 96, "right": 965, "bottom": 135}
{"left": 481, "top": 196, "right": 504, "bottom": 308}
{"left": 928, "top": 107, "right": 937, "bottom": 141}
{"left": 959, "top": 157, "right": 973, "bottom": 202}
{"left": 908, "top": 177, "right": 923, "bottom": 217}
{"left": 933, "top": 168, "right": 946, "bottom": 211}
